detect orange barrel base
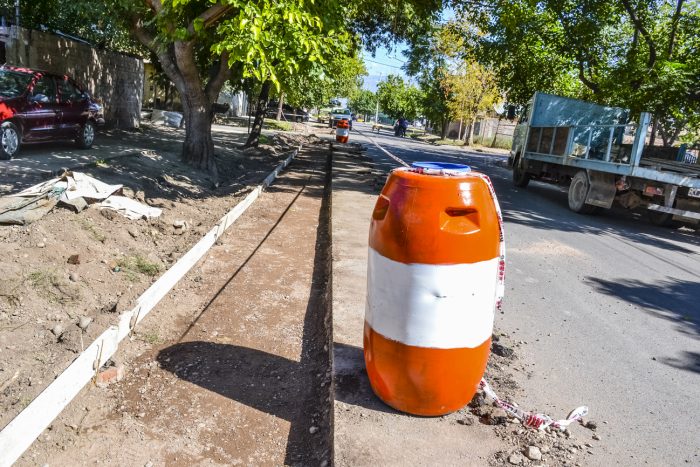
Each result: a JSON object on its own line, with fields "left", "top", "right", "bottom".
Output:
{"left": 336, "top": 135, "right": 349, "bottom": 143}
{"left": 364, "top": 322, "right": 491, "bottom": 416}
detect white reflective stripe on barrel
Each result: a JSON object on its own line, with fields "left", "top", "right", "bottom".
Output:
{"left": 336, "top": 129, "right": 349, "bottom": 136}
{"left": 365, "top": 247, "right": 498, "bottom": 349}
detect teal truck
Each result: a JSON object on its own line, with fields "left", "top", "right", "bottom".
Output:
{"left": 509, "top": 92, "right": 700, "bottom": 225}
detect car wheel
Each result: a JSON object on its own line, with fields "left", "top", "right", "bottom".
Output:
{"left": 296, "top": 116, "right": 303, "bottom": 123}
{"left": 76, "top": 121, "right": 95, "bottom": 149}
{"left": 0, "top": 122, "right": 20, "bottom": 160}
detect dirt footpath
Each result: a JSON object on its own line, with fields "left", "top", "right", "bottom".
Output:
{"left": 0, "top": 128, "right": 305, "bottom": 435}
{"left": 15, "top": 144, "right": 333, "bottom": 466}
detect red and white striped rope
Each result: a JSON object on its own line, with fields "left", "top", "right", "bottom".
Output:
{"left": 480, "top": 378, "right": 588, "bottom": 431}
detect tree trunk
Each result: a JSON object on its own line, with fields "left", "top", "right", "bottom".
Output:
{"left": 490, "top": 116, "right": 502, "bottom": 148}
{"left": 441, "top": 118, "right": 449, "bottom": 139}
{"left": 649, "top": 117, "right": 657, "bottom": 146}
{"left": 244, "top": 80, "right": 272, "bottom": 148}
{"left": 276, "top": 92, "right": 285, "bottom": 121}
{"left": 180, "top": 89, "right": 217, "bottom": 179}
{"left": 465, "top": 119, "right": 475, "bottom": 146}
{"left": 457, "top": 118, "right": 463, "bottom": 141}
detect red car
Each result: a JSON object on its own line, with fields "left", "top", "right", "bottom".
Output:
{"left": 0, "top": 66, "right": 104, "bottom": 160}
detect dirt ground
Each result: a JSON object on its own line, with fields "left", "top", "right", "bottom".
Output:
{"left": 0, "top": 125, "right": 309, "bottom": 435}
{"left": 11, "top": 142, "right": 333, "bottom": 466}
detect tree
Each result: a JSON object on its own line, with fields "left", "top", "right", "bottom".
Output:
{"left": 442, "top": 61, "right": 498, "bottom": 145}
{"left": 456, "top": 0, "right": 700, "bottom": 145}
{"left": 349, "top": 89, "right": 377, "bottom": 120}
{"left": 376, "top": 75, "right": 423, "bottom": 121}
{"left": 118, "top": 0, "right": 352, "bottom": 176}
{"left": 1, "top": 0, "right": 139, "bottom": 53}
{"left": 405, "top": 18, "right": 498, "bottom": 141}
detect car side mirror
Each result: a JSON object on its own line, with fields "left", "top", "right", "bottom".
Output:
{"left": 30, "top": 94, "right": 50, "bottom": 104}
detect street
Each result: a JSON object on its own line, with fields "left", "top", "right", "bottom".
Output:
{"left": 350, "top": 123, "right": 700, "bottom": 466}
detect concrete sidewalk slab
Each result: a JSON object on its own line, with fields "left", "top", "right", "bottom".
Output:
{"left": 331, "top": 144, "right": 502, "bottom": 466}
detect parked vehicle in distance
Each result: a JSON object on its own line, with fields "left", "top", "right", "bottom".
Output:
{"left": 329, "top": 108, "right": 352, "bottom": 129}
{"left": 510, "top": 92, "right": 700, "bottom": 225}
{"left": 0, "top": 66, "right": 104, "bottom": 160}
{"left": 265, "top": 102, "right": 309, "bottom": 122}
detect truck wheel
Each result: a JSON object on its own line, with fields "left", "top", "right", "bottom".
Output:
{"left": 568, "top": 171, "right": 599, "bottom": 214}
{"left": 512, "top": 156, "right": 530, "bottom": 188}
{"left": 648, "top": 209, "right": 674, "bottom": 227}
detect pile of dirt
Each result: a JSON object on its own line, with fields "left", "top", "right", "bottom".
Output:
{"left": 0, "top": 130, "right": 307, "bottom": 431}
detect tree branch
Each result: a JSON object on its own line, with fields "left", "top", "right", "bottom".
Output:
{"left": 131, "top": 18, "right": 186, "bottom": 92}
{"left": 205, "top": 52, "right": 233, "bottom": 103}
{"left": 187, "top": 3, "right": 234, "bottom": 35}
{"left": 577, "top": 58, "right": 600, "bottom": 94}
{"left": 620, "top": 0, "right": 656, "bottom": 69}
{"left": 667, "top": 0, "right": 684, "bottom": 57}
{"left": 145, "top": 0, "right": 163, "bottom": 13}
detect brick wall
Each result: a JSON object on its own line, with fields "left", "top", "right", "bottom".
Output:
{"left": 5, "top": 27, "right": 143, "bottom": 128}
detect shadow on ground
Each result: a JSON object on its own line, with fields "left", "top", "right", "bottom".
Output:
{"left": 156, "top": 147, "right": 333, "bottom": 465}
{"left": 587, "top": 276, "right": 700, "bottom": 373}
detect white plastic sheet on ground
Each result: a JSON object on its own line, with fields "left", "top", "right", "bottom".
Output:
{"left": 0, "top": 172, "right": 161, "bottom": 225}
{"left": 100, "top": 196, "right": 162, "bottom": 220}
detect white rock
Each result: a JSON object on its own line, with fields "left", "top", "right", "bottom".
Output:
{"left": 78, "top": 317, "right": 92, "bottom": 330}
{"left": 508, "top": 453, "right": 523, "bottom": 465}
{"left": 309, "top": 426, "right": 319, "bottom": 434}
{"left": 51, "top": 324, "right": 64, "bottom": 337}
{"left": 525, "top": 446, "right": 542, "bottom": 461}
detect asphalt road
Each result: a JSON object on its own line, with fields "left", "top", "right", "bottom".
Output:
{"left": 351, "top": 123, "right": 700, "bottom": 466}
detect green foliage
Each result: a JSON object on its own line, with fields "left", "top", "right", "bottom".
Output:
{"left": 117, "top": 255, "right": 161, "bottom": 279}
{"left": 376, "top": 75, "right": 423, "bottom": 121}
{"left": 349, "top": 89, "right": 377, "bottom": 117}
{"left": 1, "top": 0, "right": 139, "bottom": 54}
{"left": 282, "top": 55, "right": 367, "bottom": 109}
{"left": 212, "top": 1, "right": 353, "bottom": 92}
{"left": 456, "top": 0, "right": 700, "bottom": 145}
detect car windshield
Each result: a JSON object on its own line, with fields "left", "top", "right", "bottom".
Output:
{"left": 332, "top": 108, "right": 350, "bottom": 115}
{"left": 0, "top": 70, "right": 32, "bottom": 99}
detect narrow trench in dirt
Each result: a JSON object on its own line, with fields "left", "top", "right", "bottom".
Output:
{"left": 284, "top": 146, "right": 334, "bottom": 464}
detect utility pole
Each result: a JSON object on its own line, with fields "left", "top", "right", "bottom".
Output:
{"left": 374, "top": 72, "right": 382, "bottom": 124}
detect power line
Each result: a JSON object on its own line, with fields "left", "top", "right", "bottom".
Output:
{"left": 364, "top": 58, "right": 404, "bottom": 69}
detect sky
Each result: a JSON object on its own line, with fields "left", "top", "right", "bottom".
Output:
{"left": 360, "top": 7, "right": 455, "bottom": 92}
{"left": 361, "top": 44, "right": 410, "bottom": 92}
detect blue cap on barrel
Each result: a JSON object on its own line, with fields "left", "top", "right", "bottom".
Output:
{"left": 411, "top": 161, "right": 471, "bottom": 176}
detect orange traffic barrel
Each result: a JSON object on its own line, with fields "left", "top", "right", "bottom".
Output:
{"left": 364, "top": 161, "right": 505, "bottom": 416}
{"left": 336, "top": 119, "right": 350, "bottom": 143}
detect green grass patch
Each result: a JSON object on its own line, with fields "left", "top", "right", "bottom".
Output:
{"left": 140, "top": 330, "right": 163, "bottom": 345}
{"left": 27, "top": 269, "right": 79, "bottom": 303}
{"left": 77, "top": 218, "right": 106, "bottom": 243}
{"left": 117, "top": 255, "right": 161, "bottom": 281}
{"left": 472, "top": 135, "right": 513, "bottom": 150}
{"left": 263, "top": 120, "right": 293, "bottom": 131}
